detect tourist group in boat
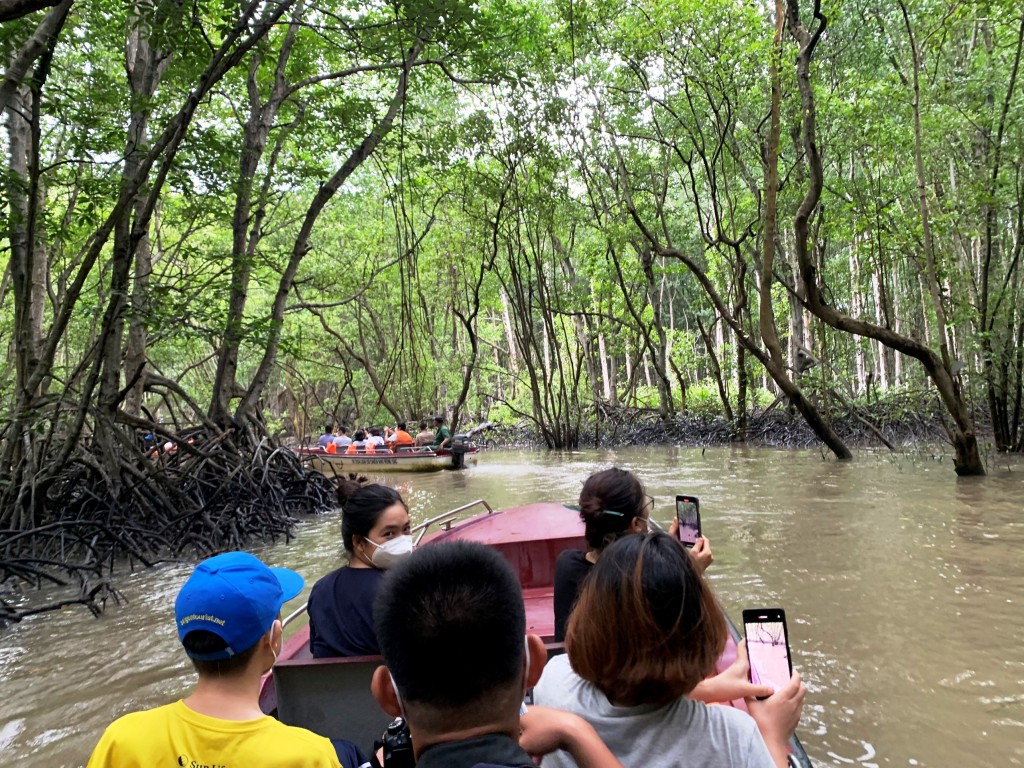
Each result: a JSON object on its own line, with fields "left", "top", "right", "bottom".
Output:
{"left": 317, "top": 417, "right": 452, "bottom": 454}
{"left": 85, "top": 467, "right": 808, "bottom": 768}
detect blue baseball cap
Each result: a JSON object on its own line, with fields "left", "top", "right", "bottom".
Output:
{"left": 174, "top": 552, "right": 304, "bottom": 660}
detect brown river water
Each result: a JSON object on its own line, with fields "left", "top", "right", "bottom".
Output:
{"left": 1, "top": 447, "right": 1022, "bottom": 767}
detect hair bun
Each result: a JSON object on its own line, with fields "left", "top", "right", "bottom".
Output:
{"left": 335, "top": 473, "right": 369, "bottom": 506}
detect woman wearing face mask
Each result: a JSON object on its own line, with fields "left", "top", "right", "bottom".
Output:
{"left": 307, "top": 479, "right": 413, "bottom": 658}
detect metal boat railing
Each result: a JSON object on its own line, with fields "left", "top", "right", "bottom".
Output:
{"left": 282, "top": 498, "right": 494, "bottom": 629}
{"left": 411, "top": 498, "right": 493, "bottom": 545}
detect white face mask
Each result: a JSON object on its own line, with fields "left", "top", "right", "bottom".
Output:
{"left": 365, "top": 534, "right": 414, "bottom": 569}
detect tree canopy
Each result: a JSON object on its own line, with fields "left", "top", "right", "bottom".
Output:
{"left": 2, "top": 0, "right": 1023, "bottom": 584}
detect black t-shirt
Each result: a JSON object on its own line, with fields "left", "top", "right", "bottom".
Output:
{"left": 308, "top": 566, "right": 385, "bottom": 658}
{"left": 553, "top": 549, "right": 594, "bottom": 642}
{"left": 416, "top": 733, "right": 533, "bottom": 768}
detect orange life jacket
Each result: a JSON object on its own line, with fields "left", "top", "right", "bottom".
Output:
{"left": 346, "top": 442, "right": 358, "bottom": 454}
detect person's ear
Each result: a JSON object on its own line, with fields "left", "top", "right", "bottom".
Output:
{"left": 629, "top": 515, "right": 647, "bottom": 535}
{"left": 270, "top": 619, "right": 283, "bottom": 655}
{"left": 371, "top": 665, "right": 403, "bottom": 717}
{"left": 525, "top": 634, "right": 546, "bottom": 687}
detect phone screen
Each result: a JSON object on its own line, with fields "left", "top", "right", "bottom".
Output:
{"left": 745, "top": 611, "right": 792, "bottom": 694}
{"left": 675, "top": 496, "right": 700, "bottom": 547}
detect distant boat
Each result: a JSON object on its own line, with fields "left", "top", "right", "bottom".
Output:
{"left": 296, "top": 437, "right": 480, "bottom": 473}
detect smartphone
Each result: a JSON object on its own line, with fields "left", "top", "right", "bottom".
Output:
{"left": 743, "top": 608, "right": 793, "bottom": 699}
{"left": 675, "top": 495, "right": 701, "bottom": 548}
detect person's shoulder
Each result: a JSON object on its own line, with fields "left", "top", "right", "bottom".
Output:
{"left": 694, "top": 697, "right": 762, "bottom": 735}
{"left": 556, "top": 549, "right": 587, "bottom": 566}
{"left": 106, "top": 701, "right": 178, "bottom": 729}
{"left": 92, "top": 701, "right": 179, "bottom": 748}
{"left": 346, "top": 565, "right": 385, "bottom": 580}
{"left": 534, "top": 654, "right": 602, "bottom": 717}
{"left": 316, "top": 566, "right": 382, "bottom": 588}
{"left": 87, "top": 704, "right": 174, "bottom": 767}
{"left": 267, "top": 718, "right": 337, "bottom": 746}
{"left": 533, "top": 654, "right": 578, "bottom": 698}
{"left": 676, "top": 701, "right": 772, "bottom": 766}
{"left": 263, "top": 720, "right": 343, "bottom": 766}
{"left": 328, "top": 566, "right": 386, "bottom": 595}
{"left": 310, "top": 566, "right": 346, "bottom": 594}
{"left": 554, "top": 549, "right": 590, "bottom": 581}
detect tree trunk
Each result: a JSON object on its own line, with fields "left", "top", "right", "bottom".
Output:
{"left": 696, "top": 316, "right": 735, "bottom": 425}
{"left": 787, "top": 0, "right": 983, "bottom": 475}
{"left": 758, "top": 0, "right": 849, "bottom": 459}
{"left": 210, "top": 4, "right": 305, "bottom": 427}
{"left": 123, "top": 0, "right": 178, "bottom": 419}
{"left": 236, "top": 33, "right": 428, "bottom": 422}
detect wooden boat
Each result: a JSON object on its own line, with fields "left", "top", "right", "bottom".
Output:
{"left": 297, "top": 438, "right": 480, "bottom": 474}
{"left": 259, "top": 500, "right": 813, "bottom": 768}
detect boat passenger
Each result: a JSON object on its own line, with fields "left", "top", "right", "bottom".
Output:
{"left": 414, "top": 421, "right": 435, "bottom": 447}
{"left": 86, "top": 552, "right": 342, "bottom": 768}
{"left": 552, "top": 467, "right": 713, "bottom": 641}
{"left": 307, "top": 481, "right": 412, "bottom": 658}
{"left": 534, "top": 532, "right": 806, "bottom": 768}
{"left": 371, "top": 540, "right": 624, "bottom": 768}
{"left": 317, "top": 423, "right": 336, "bottom": 448}
{"left": 366, "top": 427, "right": 386, "bottom": 447}
{"left": 431, "top": 415, "right": 452, "bottom": 449}
{"left": 333, "top": 425, "right": 353, "bottom": 448}
{"left": 346, "top": 429, "right": 368, "bottom": 454}
{"left": 386, "top": 421, "right": 415, "bottom": 451}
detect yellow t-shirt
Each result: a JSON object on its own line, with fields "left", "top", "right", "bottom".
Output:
{"left": 86, "top": 700, "right": 343, "bottom": 768}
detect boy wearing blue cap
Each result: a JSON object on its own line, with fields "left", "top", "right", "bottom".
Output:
{"left": 87, "top": 552, "right": 342, "bottom": 768}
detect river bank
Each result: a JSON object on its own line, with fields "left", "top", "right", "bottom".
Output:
{"left": 482, "top": 389, "right": 978, "bottom": 452}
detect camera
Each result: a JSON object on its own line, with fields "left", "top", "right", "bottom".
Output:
{"left": 374, "top": 717, "right": 415, "bottom": 768}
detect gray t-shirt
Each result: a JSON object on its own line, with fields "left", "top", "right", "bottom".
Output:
{"left": 533, "top": 654, "right": 775, "bottom": 768}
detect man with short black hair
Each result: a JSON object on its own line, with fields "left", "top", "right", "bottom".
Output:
{"left": 430, "top": 415, "right": 451, "bottom": 449}
{"left": 370, "top": 541, "right": 622, "bottom": 768}
{"left": 87, "top": 552, "right": 342, "bottom": 768}
{"left": 334, "top": 425, "right": 353, "bottom": 448}
{"left": 319, "top": 423, "right": 337, "bottom": 448}
{"left": 385, "top": 422, "right": 415, "bottom": 450}
{"left": 414, "top": 421, "right": 434, "bottom": 447}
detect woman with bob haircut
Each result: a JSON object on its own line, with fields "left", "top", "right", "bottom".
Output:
{"left": 307, "top": 478, "right": 413, "bottom": 657}
{"left": 535, "top": 532, "right": 806, "bottom": 768}
{"left": 552, "top": 467, "right": 712, "bottom": 641}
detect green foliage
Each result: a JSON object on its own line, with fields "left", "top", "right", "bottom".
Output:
{"left": 1, "top": 0, "right": 1020, "bottom": 457}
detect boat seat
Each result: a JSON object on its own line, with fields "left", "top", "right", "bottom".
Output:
{"left": 272, "top": 653, "right": 390, "bottom": 754}
{"left": 270, "top": 641, "right": 567, "bottom": 754}
{"left": 522, "top": 586, "right": 556, "bottom": 638}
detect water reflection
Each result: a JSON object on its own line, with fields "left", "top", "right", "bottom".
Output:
{"left": 1, "top": 447, "right": 1022, "bottom": 767}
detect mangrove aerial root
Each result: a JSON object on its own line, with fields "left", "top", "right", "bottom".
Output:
{"left": 0, "top": 429, "right": 336, "bottom": 623}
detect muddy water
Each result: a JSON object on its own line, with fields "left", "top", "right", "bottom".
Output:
{"left": 1, "top": 447, "right": 1022, "bottom": 767}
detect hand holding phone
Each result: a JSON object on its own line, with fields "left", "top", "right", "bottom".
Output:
{"left": 687, "top": 535, "right": 713, "bottom": 573}
{"left": 742, "top": 608, "right": 793, "bottom": 700}
{"left": 675, "top": 495, "right": 701, "bottom": 548}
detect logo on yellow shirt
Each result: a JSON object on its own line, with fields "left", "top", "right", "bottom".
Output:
{"left": 178, "top": 755, "right": 227, "bottom": 768}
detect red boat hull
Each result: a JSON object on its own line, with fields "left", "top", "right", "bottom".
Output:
{"left": 257, "top": 500, "right": 810, "bottom": 768}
